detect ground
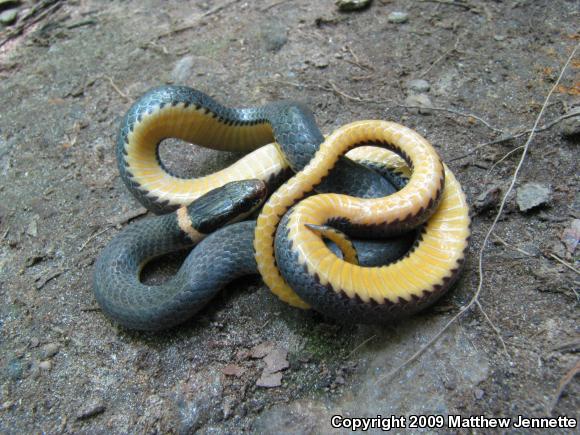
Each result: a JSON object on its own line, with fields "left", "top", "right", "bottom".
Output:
{"left": 0, "top": 0, "right": 578, "bottom": 433}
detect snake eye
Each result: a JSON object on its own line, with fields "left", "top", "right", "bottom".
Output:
{"left": 185, "top": 180, "right": 268, "bottom": 233}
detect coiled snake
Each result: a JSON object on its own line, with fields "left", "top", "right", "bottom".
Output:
{"left": 93, "top": 85, "right": 470, "bottom": 330}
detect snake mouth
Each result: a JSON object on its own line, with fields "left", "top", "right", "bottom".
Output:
{"left": 187, "top": 180, "right": 268, "bottom": 234}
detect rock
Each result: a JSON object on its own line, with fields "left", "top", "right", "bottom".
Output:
{"left": 473, "top": 186, "right": 501, "bottom": 214}
{"left": 560, "top": 108, "right": 580, "bottom": 137}
{"left": 404, "top": 94, "right": 433, "bottom": 114}
{"left": 406, "top": 79, "right": 430, "bottom": 93}
{"left": 561, "top": 219, "right": 580, "bottom": 255}
{"left": 387, "top": 11, "right": 409, "bottom": 24}
{"left": 336, "top": 0, "right": 372, "bottom": 12}
{"left": 474, "top": 388, "right": 485, "bottom": 400}
{"left": 42, "top": 343, "right": 60, "bottom": 359}
{"left": 256, "top": 372, "right": 283, "bottom": 388}
{"left": 26, "top": 217, "right": 38, "bottom": 237}
{"left": 222, "top": 364, "right": 245, "bottom": 378}
{"left": 171, "top": 56, "right": 194, "bottom": 84}
{"left": 308, "top": 53, "right": 329, "bottom": 69}
{"left": 250, "top": 341, "right": 275, "bottom": 359}
{"left": 263, "top": 348, "right": 289, "bottom": 374}
{"left": 0, "top": 8, "right": 17, "bottom": 25}
{"left": 77, "top": 401, "right": 106, "bottom": 420}
{"left": 516, "top": 182, "right": 552, "bottom": 212}
{"left": 39, "top": 360, "right": 52, "bottom": 371}
{"left": 260, "top": 20, "right": 287, "bottom": 52}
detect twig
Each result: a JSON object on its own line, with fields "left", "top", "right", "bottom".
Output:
{"left": 475, "top": 300, "right": 509, "bottom": 357}
{"left": 0, "top": 0, "right": 63, "bottom": 49}
{"left": 420, "top": 0, "right": 481, "bottom": 13}
{"left": 261, "top": 0, "right": 290, "bottom": 12}
{"left": 493, "top": 234, "right": 535, "bottom": 257}
{"left": 549, "top": 360, "right": 580, "bottom": 414}
{"left": 377, "top": 42, "right": 579, "bottom": 385}
{"left": 103, "top": 76, "right": 129, "bottom": 101}
{"left": 346, "top": 45, "right": 374, "bottom": 71}
{"left": 486, "top": 145, "right": 525, "bottom": 176}
{"left": 548, "top": 253, "right": 580, "bottom": 275}
{"left": 35, "top": 268, "right": 68, "bottom": 290}
{"left": 347, "top": 334, "right": 377, "bottom": 358}
{"left": 449, "top": 111, "right": 580, "bottom": 162}
{"left": 397, "top": 104, "right": 503, "bottom": 133}
{"left": 156, "top": 0, "right": 241, "bottom": 40}
{"left": 79, "top": 226, "right": 113, "bottom": 251}
{"left": 419, "top": 35, "right": 461, "bottom": 78}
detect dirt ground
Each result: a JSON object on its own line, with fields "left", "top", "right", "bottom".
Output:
{"left": 0, "top": 0, "right": 578, "bottom": 433}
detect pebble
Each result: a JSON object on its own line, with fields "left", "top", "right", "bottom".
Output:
{"left": 263, "top": 348, "right": 289, "bottom": 374}
{"left": 256, "top": 372, "right": 282, "bottom": 388}
{"left": 474, "top": 388, "right": 485, "bottom": 400}
{"left": 336, "top": 0, "right": 371, "bottom": 12}
{"left": 0, "top": 9, "right": 17, "bottom": 25}
{"left": 561, "top": 219, "right": 580, "bottom": 255}
{"left": 560, "top": 108, "right": 580, "bottom": 137}
{"left": 404, "top": 94, "right": 433, "bottom": 114}
{"left": 39, "top": 360, "right": 52, "bottom": 371}
{"left": 387, "top": 11, "right": 409, "bottom": 24}
{"left": 42, "top": 343, "right": 60, "bottom": 359}
{"left": 406, "top": 79, "right": 431, "bottom": 93}
{"left": 260, "top": 20, "right": 287, "bottom": 52}
{"left": 473, "top": 186, "right": 501, "bottom": 214}
{"left": 77, "top": 401, "right": 106, "bottom": 420}
{"left": 516, "top": 182, "right": 552, "bottom": 212}
{"left": 171, "top": 56, "right": 194, "bottom": 84}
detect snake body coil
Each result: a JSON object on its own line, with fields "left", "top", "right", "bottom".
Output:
{"left": 94, "top": 85, "right": 470, "bottom": 330}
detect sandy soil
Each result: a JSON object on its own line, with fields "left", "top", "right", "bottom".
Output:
{"left": 0, "top": 0, "right": 578, "bottom": 433}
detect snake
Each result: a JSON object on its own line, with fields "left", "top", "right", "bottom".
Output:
{"left": 93, "top": 85, "right": 470, "bottom": 330}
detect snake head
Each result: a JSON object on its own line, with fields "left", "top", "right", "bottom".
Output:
{"left": 186, "top": 180, "right": 268, "bottom": 234}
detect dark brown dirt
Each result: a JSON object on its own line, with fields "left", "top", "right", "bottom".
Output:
{"left": 0, "top": 0, "right": 578, "bottom": 433}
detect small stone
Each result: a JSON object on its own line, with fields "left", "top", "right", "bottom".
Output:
{"left": 171, "top": 56, "right": 194, "bottom": 84}
{"left": 30, "top": 337, "right": 40, "bottom": 348}
{"left": 474, "top": 388, "right": 485, "bottom": 400}
{"left": 222, "top": 364, "right": 245, "bottom": 378}
{"left": 560, "top": 108, "right": 580, "bottom": 137}
{"left": 308, "top": 53, "right": 329, "bottom": 69}
{"left": 77, "top": 401, "right": 106, "bottom": 420}
{"left": 493, "top": 34, "right": 506, "bottom": 41}
{"left": 387, "top": 11, "right": 409, "bottom": 24}
{"left": 250, "top": 341, "right": 275, "bottom": 359}
{"left": 260, "top": 20, "right": 287, "bottom": 52}
{"left": 39, "top": 360, "right": 52, "bottom": 371}
{"left": 404, "top": 94, "right": 433, "bottom": 114}
{"left": 473, "top": 186, "right": 501, "bottom": 214}
{"left": 256, "top": 372, "right": 282, "bottom": 388}
{"left": 516, "top": 182, "right": 552, "bottom": 212}
{"left": 561, "top": 219, "right": 580, "bottom": 255}
{"left": 336, "top": 0, "right": 372, "bottom": 12}
{"left": 42, "top": 343, "right": 60, "bottom": 359}
{"left": 263, "top": 348, "right": 289, "bottom": 374}
{"left": 0, "top": 9, "right": 17, "bottom": 25}
{"left": 406, "top": 79, "right": 430, "bottom": 93}
{"left": 26, "top": 217, "right": 38, "bottom": 237}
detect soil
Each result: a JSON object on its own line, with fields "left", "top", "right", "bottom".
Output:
{"left": 0, "top": 0, "right": 578, "bottom": 433}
